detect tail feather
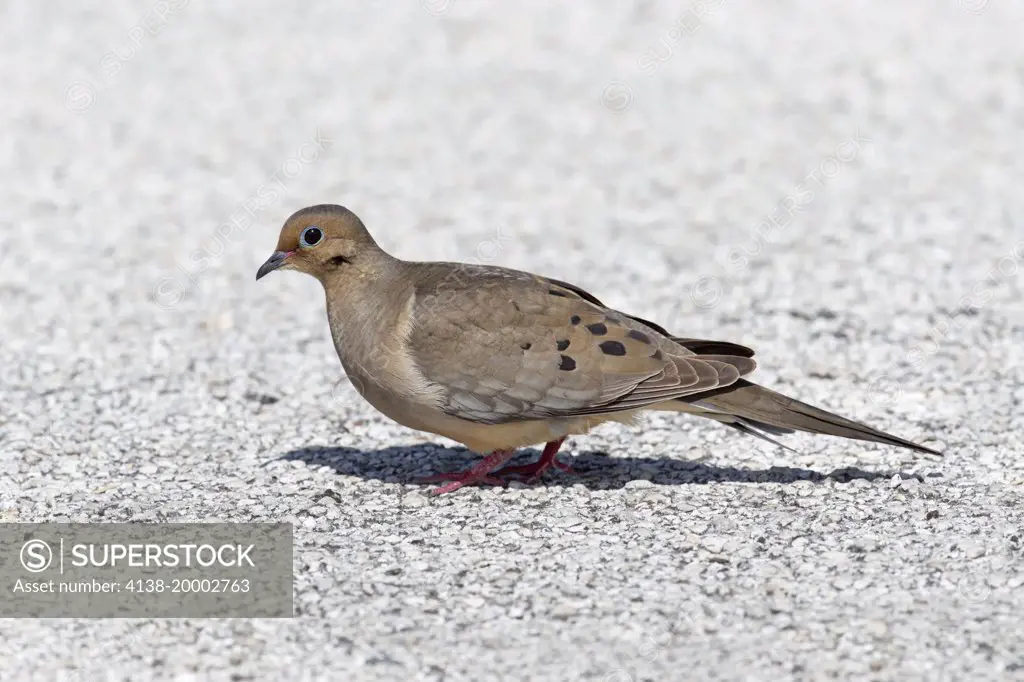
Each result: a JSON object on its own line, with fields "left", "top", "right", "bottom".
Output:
{"left": 679, "top": 379, "right": 940, "bottom": 455}
{"left": 723, "top": 420, "right": 804, "bottom": 454}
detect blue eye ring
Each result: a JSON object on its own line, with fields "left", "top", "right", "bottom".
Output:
{"left": 299, "top": 226, "right": 323, "bottom": 248}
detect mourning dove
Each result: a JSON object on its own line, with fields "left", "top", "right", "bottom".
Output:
{"left": 257, "top": 205, "right": 939, "bottom": 494}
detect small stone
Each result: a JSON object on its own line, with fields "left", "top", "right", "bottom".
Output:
{"left": 550, "top": 603, "right": 579, "bottom": 619}
{"left": 403, "top": 493, "right": 429, "bottom": 508}
{"left": 900, "top": 477, "right": 921, "bottom": 493}
{"left": 866, "top": 620, "right": 889, "bottom": 637}
{"left": 702, "top": 536, "right": 729, "bottom": 554}
{"left": 496, "top": 529, "right": 522, "bottom": 544}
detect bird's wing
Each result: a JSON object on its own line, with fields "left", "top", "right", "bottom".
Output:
{"left": 405, "top": 264, "right": 756, "bottom": 423}
{"left": 544, "top": 275, "right": 756, "bottom": 357}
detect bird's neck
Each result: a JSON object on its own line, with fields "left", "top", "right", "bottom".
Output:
{"left": 323, "top": 257, "right": 414, "bottom": 374}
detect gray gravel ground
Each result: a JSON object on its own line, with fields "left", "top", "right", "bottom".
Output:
{"left": 2, "top": 1, "right": 1024, "bottom": 680}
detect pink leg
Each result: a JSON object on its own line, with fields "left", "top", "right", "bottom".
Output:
{"left": 492, "top": 437, "right": 574, "bottom": 482}
{"left": 416, "top": 449, "right": 518, "bottom": 495}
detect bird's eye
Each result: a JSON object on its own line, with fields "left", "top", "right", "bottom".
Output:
{"left": 299, "top": 226, "right": 323, "bottom": 248}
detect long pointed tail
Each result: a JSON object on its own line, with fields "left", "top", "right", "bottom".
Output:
{"left": 672, "top": 379, "right": 940, "bottom": 455}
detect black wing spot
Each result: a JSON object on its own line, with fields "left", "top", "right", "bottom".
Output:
{"left": 556, "top": 339, "right": 570, "bottom": 351}
{"left": 599, "top": 340, "right": 627, "bottom": 356}
{"left": 559, "top": 355, "right": 577, "bottom": 371}
{"left": 570, "top": 315, "right": 581, "bottom": 325}
{"left": 627, "top": 330, "right": 652, "bottom": 344}
{"left": 586, "top": 322, "right": 608, "bottom": 336}
{"left": 520, "top": 342, "right": 532, "bottom": 350}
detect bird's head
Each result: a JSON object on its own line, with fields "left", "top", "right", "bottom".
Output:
{"left": 256, "top": 204, "right": 382, "bottom": 284}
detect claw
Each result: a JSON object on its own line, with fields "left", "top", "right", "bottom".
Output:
{"left": 427, "top": 475, "right": 508, "bottom": 495}
{"left": 417, "top": 439, "right": 574, "bottom": 493}
{"left": 417, "top": 449, "right": 517, "bottom": 495}
{"left": 492, "top": 437, "right": 573, "bottom": 482}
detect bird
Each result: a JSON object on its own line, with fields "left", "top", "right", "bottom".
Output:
{"left": 256, "top": 204, "right": 939, "bottom": 494}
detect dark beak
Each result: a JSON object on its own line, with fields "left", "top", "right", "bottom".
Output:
{"left": 256, "top": 251, "right": 289, "bottom": 281}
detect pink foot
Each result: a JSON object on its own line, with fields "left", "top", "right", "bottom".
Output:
{"left": 417, "top": 449, "right": 517, "bottom": 495}
{"left": 493, "top": 437, "right": 574, "bottom": 483}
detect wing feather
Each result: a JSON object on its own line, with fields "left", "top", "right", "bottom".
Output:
{"left": 406, "top": 265, "right": 756, "bottom": 424}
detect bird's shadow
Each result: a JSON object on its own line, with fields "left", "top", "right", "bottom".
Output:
{"left": 272, "top": 443, "right": 921, "bottom": 490}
